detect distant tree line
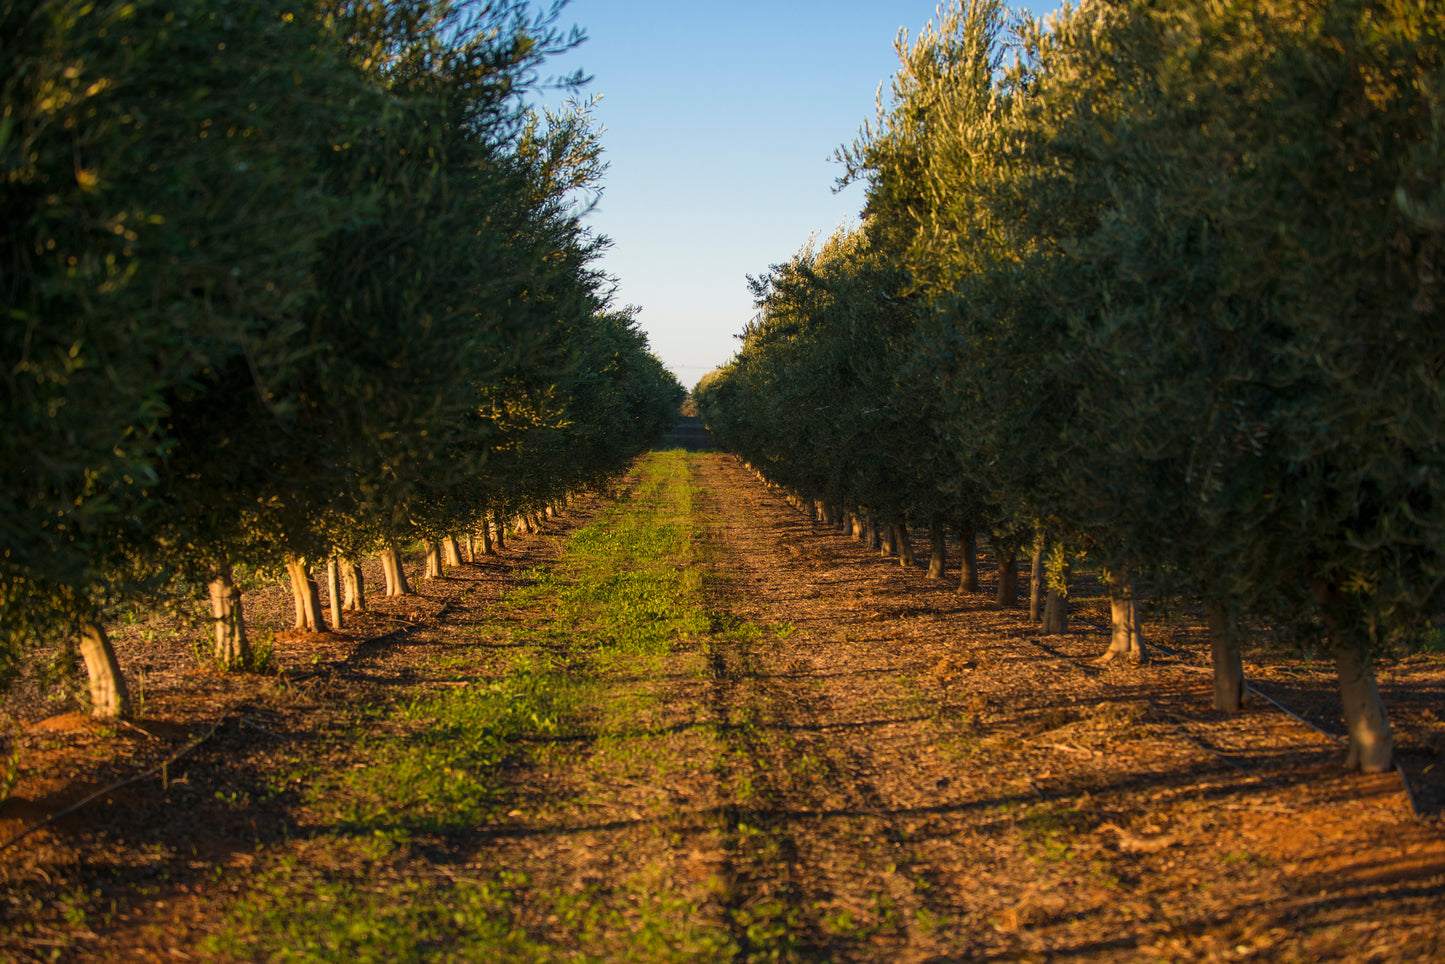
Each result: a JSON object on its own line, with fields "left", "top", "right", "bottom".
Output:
{"left": 696, "top": 0, "right": 1445, "bottom": 772}
{"left": 2, "top": 0, "right": 682, "bottom": 715}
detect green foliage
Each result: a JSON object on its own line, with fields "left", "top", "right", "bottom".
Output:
{"left": 1, "top": 0, "right": 683, "bottom": 695}
{"left": 702, "top": 0, "right": 1445, "bottom": 650}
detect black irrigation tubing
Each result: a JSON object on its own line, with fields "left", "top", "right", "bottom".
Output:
{"left": 823, "top": 504, "right": 1427, "bottom": 819}
{"left": 0, "top": 605, "right": 449, "bottom": 852}
{"left": 0, "top": 563, "right": 520, "bottom": 856}
{"left": 0, "top": 720, "right": 222, "bottom": 855}
{"left": 1144, "top": 638, "right": 1423, "bottom": 819}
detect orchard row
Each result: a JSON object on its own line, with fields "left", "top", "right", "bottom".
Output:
{"left": 696, "top": 0, "right": 1445, "bottom": 773}
{"left": 1, "top": 0, "right": 682, "bottom": 713}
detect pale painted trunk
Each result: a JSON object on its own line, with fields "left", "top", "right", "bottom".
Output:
{"left": 927, "top": 522, "right": 946, "bottom": 579}
{"left": 994, "top": 544, "right": 1019, "bottom": 608}
{"left": 1315, "top": 581, "right": 1394, "bottom": 772}
{"left": 285, "top": 557, "right": 324, "bottom": 632}
{"left": 79, "top": 620, "right": 130, "bottom": 718}
{"left": 423, "top": 541, "right": 443, "bottom": 579}
{"left": 208, "top": 559, "right": 251, "bottom": 667}
{"left": 518, "top": 514, "right": 533, "bottom": 535}
{"left": 465, "top": 531, "right": 475, "bottom": 563}
{"left": 380, "top": 542, "right": 411, "bottom": 596}
{"left": 1041, "top": 544, "right": 1069, "bottom": 635}
{"left": 1029, "top": 532, "right": 1047, "bottom": 622}
{"left": 481, "top": 516, "right": 496, "bottom": 555}
{"left": 850, "top": 511, "right": 863, "bottom": 541}
{"left": 326, "top": 557, "right": 343, "bottom": 631}
{"left": 442, "top": 534, "right": 463, "bottom": 567}
{"left": 895, "top": 524, "right": 915, "bottom": 568}
{"left": 1333, "top": 643, "right": 1394, "bottom": 773}
{"left": 957, "top": 526, "right": 978, "bottom": 593}
{"left": 342, "top": 558, "right": 366, "bottom": 611}
{"left": 1098, "top": 566, "right": 1146, "bottom": 663}
{"left": 1203, "top": 598, "right": 1247, "bottom": 712}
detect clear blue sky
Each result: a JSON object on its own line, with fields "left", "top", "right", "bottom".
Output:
{"left": 530, "top": 1, "right": 1060, "bottom": 389}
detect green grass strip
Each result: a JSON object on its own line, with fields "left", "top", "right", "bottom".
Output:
{"left": 210, "top": 452, "right": 738, "bottom": 962}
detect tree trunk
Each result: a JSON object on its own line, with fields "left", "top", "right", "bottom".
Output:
{"left": 286, "top": 557, "right": 324, "bottom": 632}
{"left": 1315, "top": 581, "right": 1393, "bottom": 772}
{"left": 1098, "top": 566, "right": 1146, "bottom": 663}
{"left": 881, "top": 522, "right": 896, "bottom": 558}
{"left": 423, "top": 540, "right": 443, "bottom": 579}
{"left": 850, "top": 511, "right": 863, "bottom": 541}
{"left": 442, "top": 534, "right": 463, "bottom": 568}
{"left": 866, "top": 509, "right": 882, "bottom": 549}
{"left": 380, "top": 542, "right": 411, "bottom": 597}
{"left": 481, "top": 515, "right": 496, "bottom": 555}
{"left": 326, "top": 557, "right": 343, "bottom": 631}
{"left": 519, "top": 514, "right": 533, "bottom": 535}
{"left": 994, "top": 543, "right": 1019, "bottom": 608}
{"left": 1203, "top": 598, "right": 1247, "bottom": 712}
{"left": 957, "top": 525, "right": 978, "bottom": 593}
{"left": 465, "top": 531, "right": 476, "bottom": 563}
{"left": 1029, "top": 530, "right": 1047, "bottom": 622}
{"left": 927, "top": 522, "right": 947, "bottom": 579}
{"left": 78, "top": 620, "right": 130, "bottom": 719}
{"left": 342, "top": 558, "right": 366, "bottom": 611}
{"left": 493, "top": 512, "right": 506, "bottom": 551}
{"left": 895, "top": 524, "right": 916, "bottom": 568}
{"left": 1042, "top": 590, "right": 1069, "bottom": 634}
{"left": 208, "top": 558, "right": 250, "bottom": 668}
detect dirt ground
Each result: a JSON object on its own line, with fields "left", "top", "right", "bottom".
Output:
{"left": 1, "top": 452, "right": 1443, "bottom": 962}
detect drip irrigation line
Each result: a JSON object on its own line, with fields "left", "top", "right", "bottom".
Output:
{"left": 0, "top": 720, "right": 221, "bottom": 855}
{"left": 1143, "top": 639, "right": 1422, "bottom": 819}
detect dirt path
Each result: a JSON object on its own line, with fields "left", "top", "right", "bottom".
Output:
{"left": 2, "top": 452, "right": 1443, "bottom": 962}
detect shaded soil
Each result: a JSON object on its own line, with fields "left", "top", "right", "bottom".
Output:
{"left": 655, "top": 414, "right": 714, "bottom": 451}
{"left": 2, "top": 454, "right": 1443, "bottom": 961}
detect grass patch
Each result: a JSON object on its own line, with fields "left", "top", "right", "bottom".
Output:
{"left": 210, "top": 452, "right": 740, "bottom": 961}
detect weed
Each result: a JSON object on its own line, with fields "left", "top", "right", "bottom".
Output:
{"left": 1221, "top": 849, "right": 1268, "bottom": 868}
{"left": 1400, "top": 624, "right": 1445, "bottom": 655}
{"left": 248, "top": 633, "right": 279, "bottom": 674}
{"left": 1018, "top": 804, "right": 1087, "bottom": 864}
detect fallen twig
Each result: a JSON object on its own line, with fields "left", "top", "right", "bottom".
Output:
{"left": 239, "top": 717, "right": 283, "bottom": 738}
{"left": 1029, "top": 741, "right": 1102, "bottom": 758}
{"left": 115, "top": 720, "right": 159, "bottom": 741}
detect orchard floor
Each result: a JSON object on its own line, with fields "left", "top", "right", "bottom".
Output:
{"left": 2, "top": 451, "right": 1443, "bottom": 962}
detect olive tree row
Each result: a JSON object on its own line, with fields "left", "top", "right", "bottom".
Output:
{"left": 697, "top": 0, "right": 1445, "bottom": 772}
{"left": 1, "top": 0, "right": 681, "bottom": 715}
